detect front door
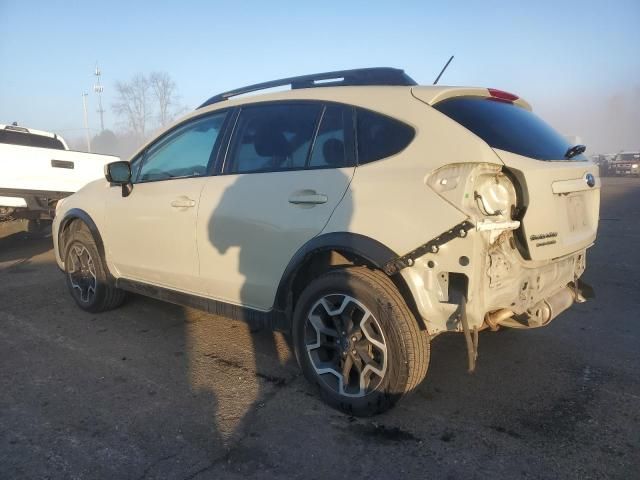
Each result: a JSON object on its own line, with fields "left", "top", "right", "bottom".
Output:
{"left": 104, "top": 111, "right": 228, "bottom": 294}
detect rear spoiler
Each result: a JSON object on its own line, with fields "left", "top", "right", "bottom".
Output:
{"left": 411, "top": 86, "right": 532, "bottom": 111}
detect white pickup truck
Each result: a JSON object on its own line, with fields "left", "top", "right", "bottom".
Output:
{"left": 0, "top": 123, "right": 118, "bottom": 222}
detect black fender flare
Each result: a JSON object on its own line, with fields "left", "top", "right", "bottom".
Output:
{"left": 58, "top": 208, "right": 107, "bottom": 265}
{"left": 273, "top": 232, "right": 398, "bottom": 314}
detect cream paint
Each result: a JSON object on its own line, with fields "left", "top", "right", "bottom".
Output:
{"left": 196, "top": 167, "right": 355, "bottom": 310}
{"left": 493, "top": 150, "right": 600, "bottom": 262}
{"left": 104, "top": 177, "right": 210, "bottom": 294}
{"left": 52, "top": 84, "right": 600, "bottom": 335}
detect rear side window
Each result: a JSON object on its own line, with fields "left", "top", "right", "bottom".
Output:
{"left": 356, "top": 109, "right": 415, "bottom": 164}
{"left": 308, "top": 105, "right": 356, "bottom": 169}
{"left": 0, "top": 130, "right": 66, "bottom": 150}
{"left": 227, "top": 103, "right": 322, "bottom": 174}
{"left": 434, "top": 97, "right": 585, "bottom": 161}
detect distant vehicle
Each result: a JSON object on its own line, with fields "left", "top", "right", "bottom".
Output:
{"left": 610, "top": 151, "right": 640, "bottom": 176}
{"left": 54, "top": 67, "right": 599, "bottom": 415}
{"left": 0, "top": 123, "right": 118, "bottom": 222}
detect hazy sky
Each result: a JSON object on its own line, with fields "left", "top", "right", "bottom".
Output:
{"left": 1, "top": 0, "right": 638, "bottom": 154}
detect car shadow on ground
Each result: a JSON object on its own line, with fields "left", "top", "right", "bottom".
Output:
{"left": 0, "top": 223, "right": 53, "bottom": 269}
{"left": 1, "top": 179, "right": 639, "bottom": 479}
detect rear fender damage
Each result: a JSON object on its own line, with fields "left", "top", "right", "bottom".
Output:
{"left": 391, "top": 216, "right": 592, "bottom": 372}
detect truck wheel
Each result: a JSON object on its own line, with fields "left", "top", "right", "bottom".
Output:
{"left": 64, "top": 222, "right": 125, "bottom": 313}
{"left": 27, "top": 219, "right": 52, "bottom": 236}
{"left": 293, "top": 267, "right": 430, "bottom": 416}
{"left": 0, "top": 207, "right": 15, "bottom": 220}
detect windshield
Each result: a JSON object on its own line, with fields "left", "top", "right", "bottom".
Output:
{"left": 434, "top": 96, "right": 586, "bottom": 161}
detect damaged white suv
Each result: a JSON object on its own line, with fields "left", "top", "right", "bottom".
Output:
{"left": 53, "top": 68, "right": 600, "bottom": 415}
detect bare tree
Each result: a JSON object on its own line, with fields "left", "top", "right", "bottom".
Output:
{"left": 112, "top": 74, "right": 151, "bottom": 139}
{"left": 149, "top": 71, "right": 185, "bottom": 127}
{"left": 112, "top": 72, "right": 186, "bottom": 138}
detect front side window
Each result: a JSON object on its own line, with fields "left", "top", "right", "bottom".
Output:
{"left": 129, "top": 153, "right": 144, "bottom": 182}
{"left": 226, "top": 103, "right": 322, "bottom": 174}
{"left": 308, "top": 105, "right": 355, "bottom": 169}
{"left": 356, "top": 108, "right": 415, "bottom": 164}
{"left": 138, "top": 112, "right": 227, "bottom": 182}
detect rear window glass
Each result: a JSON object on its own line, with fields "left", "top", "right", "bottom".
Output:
{"left": 434, "top": 97, "right": 584, "bottom": 161}
{"left": 0, "top": 129, "right": 66, "bottom": 150}
{"left": 356, "top": 109, "right": 415, "bottom": 164}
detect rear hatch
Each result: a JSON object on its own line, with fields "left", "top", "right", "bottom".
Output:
{"left": 431, "top": 92, "right": 600, "bottom": 261}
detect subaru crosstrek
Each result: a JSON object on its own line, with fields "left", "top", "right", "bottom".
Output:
{"left": 53, "top": 68, "right": 600, "bottom": 416}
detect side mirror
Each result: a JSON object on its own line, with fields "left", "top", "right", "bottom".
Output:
{"left": 105, "top": 161, "right": 131, "bottom": 184}
{"left": 104, "top": 161, "right": 133, "bottom": 197}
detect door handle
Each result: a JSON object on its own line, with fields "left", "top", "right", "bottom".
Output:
{"left": 170, "top": 197, "right": 196, "bottom": 208}
{"left": 288, "top": 190, "right": 328, "bottom": 205}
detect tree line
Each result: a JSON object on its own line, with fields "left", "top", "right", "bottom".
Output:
{"left": 79, "top": 71, "right": 186, "bottom": 158}
{"left": 112, "top": 71, "right": 186, "bottom": 139}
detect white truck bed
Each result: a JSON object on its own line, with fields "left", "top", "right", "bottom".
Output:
{"left": 0, "top": 143, "right": 117, "bottom": 219}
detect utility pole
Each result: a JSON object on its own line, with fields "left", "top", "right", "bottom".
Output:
{"left": 94, "top": 64, "right": 105, "bottom": 132}
{"left": 82, "top": 93, "right": 91, "bottom": 152}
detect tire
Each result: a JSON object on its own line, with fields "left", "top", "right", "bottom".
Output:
{"left": 0, "top": 207, "right": 15, "bottom": 219}
{"left": 293, "top": 266, "right": 430, "bottom": 416}
{"left": 63, "top": 222, "right": 126, "bottom": 313}
{"left": 27, "top": 219, "right": 52, "bottom": 237}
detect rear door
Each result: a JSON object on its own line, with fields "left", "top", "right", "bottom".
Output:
{"left": 434, "top": 95, "right": 600, "bottom": 261}
{"left": 196, "top": 102, "right": 356, "bottom": 310}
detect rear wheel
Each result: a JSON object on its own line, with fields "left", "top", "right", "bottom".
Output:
{"left": 64, "top": 222, "right": 126, "bottom": 312}
{"left": 293, "top": 267, "right": 430, "bottom": 416}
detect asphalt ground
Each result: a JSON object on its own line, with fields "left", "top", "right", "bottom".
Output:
{"left": 1, "top": 177, "right": 639, "bottom": 479}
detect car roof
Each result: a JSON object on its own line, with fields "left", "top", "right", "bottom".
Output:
{"left": 194, "top": 84, "right": 531, "bottom": 115}
{"left": 196, "top": 67, "right": 531, "bottom": 112}
{"left": 127, "top": 75, "right": 532, "bottom": 161}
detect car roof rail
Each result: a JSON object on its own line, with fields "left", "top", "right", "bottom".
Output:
{"left": 197, "top": 67, "right": 417, "bottom": 109}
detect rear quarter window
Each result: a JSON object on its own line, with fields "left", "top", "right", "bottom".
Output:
{"left": 434, "top": 97, "right": 584, "bottom": 161}
{"left": 0, "top": 130, "right": 66, "bottom": 150}
{"left": 356, "top": 109, "right": 415, "bottom": 164}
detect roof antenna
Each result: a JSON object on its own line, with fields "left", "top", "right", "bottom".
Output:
{"left": 433, "top": 55, "right": 454, "bottom": 85}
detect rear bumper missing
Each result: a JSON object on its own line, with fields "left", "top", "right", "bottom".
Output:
{"left": 485, "top": 278, "right": 594, "bottom": 330}
{"left": 398, "top": 225, "right": 591, "bottom": 335}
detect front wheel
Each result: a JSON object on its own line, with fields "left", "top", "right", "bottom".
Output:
{"left": 64, "top": 222, "right": 126, "bottom": 313}
{"left": 293, "top": 267, "right": 430, "bottom": 416}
